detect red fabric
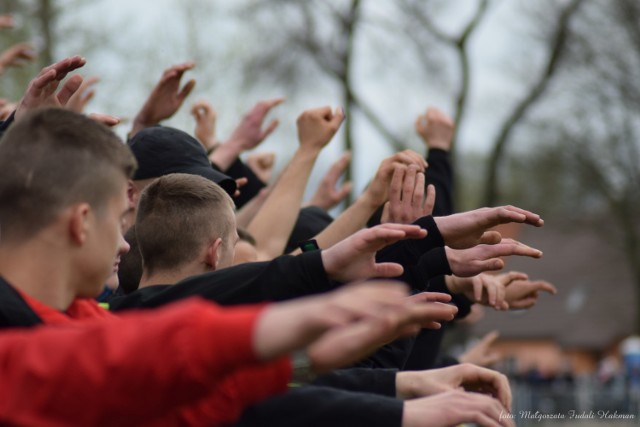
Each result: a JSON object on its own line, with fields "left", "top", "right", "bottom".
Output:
{"left": 0, "top": 296, "right": 291, "bottom": 426}
{"left": 16, "top": 290, "right": 114, "bottom": 324}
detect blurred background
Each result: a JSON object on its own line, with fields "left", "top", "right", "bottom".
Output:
{"left": 1, "top": 0, "right": 639, "bottom": 424}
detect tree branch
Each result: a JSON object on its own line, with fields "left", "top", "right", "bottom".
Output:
{"left": 483, "top": 0, "right": 584, "bottom": 206}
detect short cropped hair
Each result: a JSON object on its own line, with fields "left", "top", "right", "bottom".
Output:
{"left": 0, "top": 108, "right": 137, "bottom": 242}
{"left": 135, "top": 173, "right": 235, "bottom": 275}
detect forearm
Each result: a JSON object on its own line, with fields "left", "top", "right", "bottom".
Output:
{"left": 236, "top": 386, "right": 404, "bottom": 427}
{"left": 248, "top": 147, "right": 320, "bottom": 260}
{"left": 0, "top": 299, "right": 265, "bottom": 426}
{"left": 293, "top": 193, "right": 380, "bottom": 254}
{"left": 313, "top": 368, "right": 398, "bottom": 397}
{"left": 425, "top": 149, "right": 454, "bottom": 216}
{"left": 235, "top": 187, "right": 270, "bottom": 228}
{"left": 208, "top": 139, "right": 245, "bottom": 171}
{"left": 253, "top": 293, "right": 330, "bottom": 360}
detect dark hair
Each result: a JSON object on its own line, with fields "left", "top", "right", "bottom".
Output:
{"left": 135, "top": 173, "right": 234, "bottom": 275}
{"left": 0, "top": 108, "right": 137, "bottom": 242}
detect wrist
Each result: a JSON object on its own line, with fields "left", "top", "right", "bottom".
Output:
{"left": 427, "top": 141, "right": 451, "bottom": 151}
{"left": 209, "top": 140, "right": 243, "bottom": 170}
{"left": 294, "top": 145, "right": 322, "bottom": 162}
{"left": 395, "top": 372, "right": 417, "bottom": 399}
{"left": 359, "top": 190, "right": 384, "bottom": 211}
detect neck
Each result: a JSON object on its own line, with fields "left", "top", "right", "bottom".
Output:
{"left": 139, "top": 263, "right": 211, "bottom": 289}
{"left": 0, "top": 238, "right": 76, "bottom": 311}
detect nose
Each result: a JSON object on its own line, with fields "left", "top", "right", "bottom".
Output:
{"left": 118, "top": 233, "right": 130, "bottom": 256}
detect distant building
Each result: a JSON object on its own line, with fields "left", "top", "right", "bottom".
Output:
{"left": 469, "top": 221, "right": 636, "bottom": 376}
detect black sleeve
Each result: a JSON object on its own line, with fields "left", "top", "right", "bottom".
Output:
{"left": 213, "top": 157, "right": 266, "bottom": 209}
{"left": 110, "top": 251, "right": 337, "bottom": 310}
{"left": 403, "top": 276, "right": 472, "bottom": 371}
{"left": 398, "top": 248, "right": 452, "bottom": 293}
{"left": 312, "top": 368, "right": 397, "bottom": 397}
{"left": 235, "top": 386, "right": 403, "bottom": 427}
{"left": 352, "top": 337, "right": 416, "bottom": 370}
{"left": 402, "top": 326, "right": 448, "bottom": 371}
{"left": 0, "top": 111, "right": 16, "bottom": 139}
{"left": 376, "top": 215, "right": 445, "bottom": 268}
{"left": 426, "top": 148, "right": 454, "bottom": 216}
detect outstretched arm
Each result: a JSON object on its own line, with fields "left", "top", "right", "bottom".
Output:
{"left": 247, "top": 106, "right": 343, "bottom": 260}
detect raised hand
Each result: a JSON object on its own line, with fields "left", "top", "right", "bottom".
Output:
{"left": 227, "top": 98, "right": 284, "bottom": 150}
{"left": 415, "top": 107, "right": 455, "bottom": 151}
{"left": 130, "top": 61, "right": 196, "bottom": 137}
{"left": 305, "top": 286, "right": 456, "bottom": 373}
{"left": 403, "top": 292, "right": 458, "bottom": 330}
{"left": 447, "top": 271, "right": 529, "bottom": 310}
{"left": 246, "top": 152, "right": 276, "bottom": 184}
{"left": 0, "top": 42, "right": 36, "bottom": 74}
{"left": 434, "top": 206, "right": 544, "bottom": 250}
{"left": 67, "top": 76, "right": 99, "bottom": 113}
{"left": 458, "top": 331, "right": 503, "bottom": 367}
{"left": 444, "top": 239, "right": 543, "bottom": 278}
{"left": 191, "top": 99, "right": 218, "bottom": 151}
{"left": 403, "top": 390, "right": 514, "bottom": 427}
{"left": 0, "top": 15, "right": 14, "bottom": 29}
{"left": 15, "top": 55, "right": 86, "bottom": 120}
{"left": 504, "top": 277, "right": 557, "bottom": 309}
{"left": 307, "top": 152, "right": 352, "bottom": 210}
{"left": 209, "top": 98, "right": 284, "bottom": 170}
{"left": 382, "top": 164, "right": 436, "bottom": 224}
{"left": 397, "top": 363, "right": 511, "bottom": 410}
{"left": 296, "top": 106, "right": 344, "bottom": 150}
{"left": 365, "top": 150, "right": 428, "bottom": 208}
{"left": 321, "top": 223, "right": 427, "bottom": 282}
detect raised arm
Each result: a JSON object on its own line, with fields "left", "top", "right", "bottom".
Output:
{"left": 247, "top": 106, "right": 343, "bottom": 260}
{"left": 128, "top": 61, "right": 196, "bottom": 138}
{"left": 0, "top": 42, "right": 36, "bottom": 75}
{"left": 306, "top": 151, "right": 352, "bottom": 210}
{"left": 209, "top": 98, "right": 284, "bottom": 171}
{"left": 296, "top": 150, "right": 427, "bottom": 253}
{"left": 14, "top": 55, "right": 86, "bottom": 120}
{"left": 190, "top": 99, "right": 218, "bottom": 151}
{"left": 66, "top": 76, "right": 99, "bottom": 113}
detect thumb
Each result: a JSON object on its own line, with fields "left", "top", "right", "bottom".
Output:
{"left": 372, "top": 262, "right": 404, "bottom": 278}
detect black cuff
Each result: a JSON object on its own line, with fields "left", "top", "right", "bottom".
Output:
{"left": 302, "top": 250, "right": 331, "bottom": 287}
{"left": 412, "top": 215, "right": 445, "bottom": 251}
{"left": 215, "top": 157, "right": 266, "bottom": 209}
{"left": 312, "top": 368, "right": 397, "bottom": 397}
{"left": 419, "top": 247, "right": 452, "bottom": 278}
{"left": 0, "top": 110, "right": 16, "bottom": 134}
{"left": 451, "top": 293, "right": 473, "bottom": 319}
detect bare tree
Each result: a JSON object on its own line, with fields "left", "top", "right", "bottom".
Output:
{"left": 483, "top": 0, "right": 584, "bottom": 206}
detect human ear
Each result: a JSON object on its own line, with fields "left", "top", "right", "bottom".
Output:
{"left": 205, "top": 237, "right": 223, "bottom": 270}
{"left": 68, "top": 203, "right": 91, "bottom": 245}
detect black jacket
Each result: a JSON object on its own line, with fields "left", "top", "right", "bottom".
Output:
{"left": 0, "top": 277, "right": 42, "bottom": 328}
{"left": 110, "top": 251, "right": 336, "bottom": 310}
